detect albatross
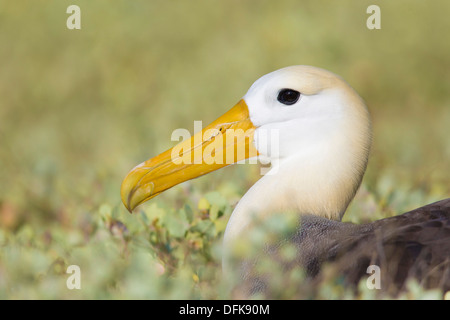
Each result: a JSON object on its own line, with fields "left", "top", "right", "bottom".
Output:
{"left": 120, "top": 66, "right": 450, "bottom": 296}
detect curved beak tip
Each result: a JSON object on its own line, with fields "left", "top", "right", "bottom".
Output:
{"left": 120, "top": 185, "right": 133, "bottom": 213}
{"left": 121, "top": 166, "right": 157, "bottom": 213}
{"left": 123, "top": 198, "right": 133, "bottom": 213}
{"left": 120, "top": 171, "right": 138, "bottom": 213}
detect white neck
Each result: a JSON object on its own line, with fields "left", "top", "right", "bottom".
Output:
{"left": 223, "top": 127, "right": 369, "bottom": 255}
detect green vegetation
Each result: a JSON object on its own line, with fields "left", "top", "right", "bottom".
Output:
{"left": 0, "top": 0, "right": 449, "bottom": 299}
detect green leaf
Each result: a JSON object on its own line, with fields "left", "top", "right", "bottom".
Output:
{"left": 181, "top": 204, "right": 194, "bottom": 223}
{"left": 204, "top": 191, "right": 227, "bottom": 208}
{"left": 99, "top": 203, "right": 112, "bottom": 221}
{"left": 209, "top": 204, "right": 220, "bottom": 221}
{"left": 142, "top": 203, "right": 166, "bottom": 223}
{"left": 191, "top": 220, "right": 215, "bottom": 238}
{"left": 198, "top": 197, "right": 210, "bottom": 210}
{"left": 163, "top": 214, "right": 188, "bottom": 238}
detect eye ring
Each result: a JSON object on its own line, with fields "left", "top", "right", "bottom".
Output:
{"left": 277, "top": 89, "right": 301, "bottom": 105}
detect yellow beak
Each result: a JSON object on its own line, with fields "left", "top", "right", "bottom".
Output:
{"left": 120, "top": 99, "right": 258, "bottom": 212}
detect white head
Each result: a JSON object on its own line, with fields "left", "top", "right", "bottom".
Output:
{"left": 246, "top": 66, "right": 371, "bottom": 169}
{"left": 224, "top": 66, "right": 372, "bottom": 244}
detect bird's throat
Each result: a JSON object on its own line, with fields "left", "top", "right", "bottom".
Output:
{"left": 222, "top": 153, "right": 364, "bottom": 266}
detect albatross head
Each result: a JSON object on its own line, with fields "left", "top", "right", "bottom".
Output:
{"left": 121, "top": 65, "right": 372, "bottom": 247}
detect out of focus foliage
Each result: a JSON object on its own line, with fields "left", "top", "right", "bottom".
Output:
{"left": 0, "top": 0, "right": 449, "bottom": 299}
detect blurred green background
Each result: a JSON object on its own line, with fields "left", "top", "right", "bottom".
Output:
{"left": 0, "top": 0, "right": 449, "bottom": 299}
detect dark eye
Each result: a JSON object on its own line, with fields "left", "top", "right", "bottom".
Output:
{"left": 277, "top": 89, "right": 301, "bottom": 105}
